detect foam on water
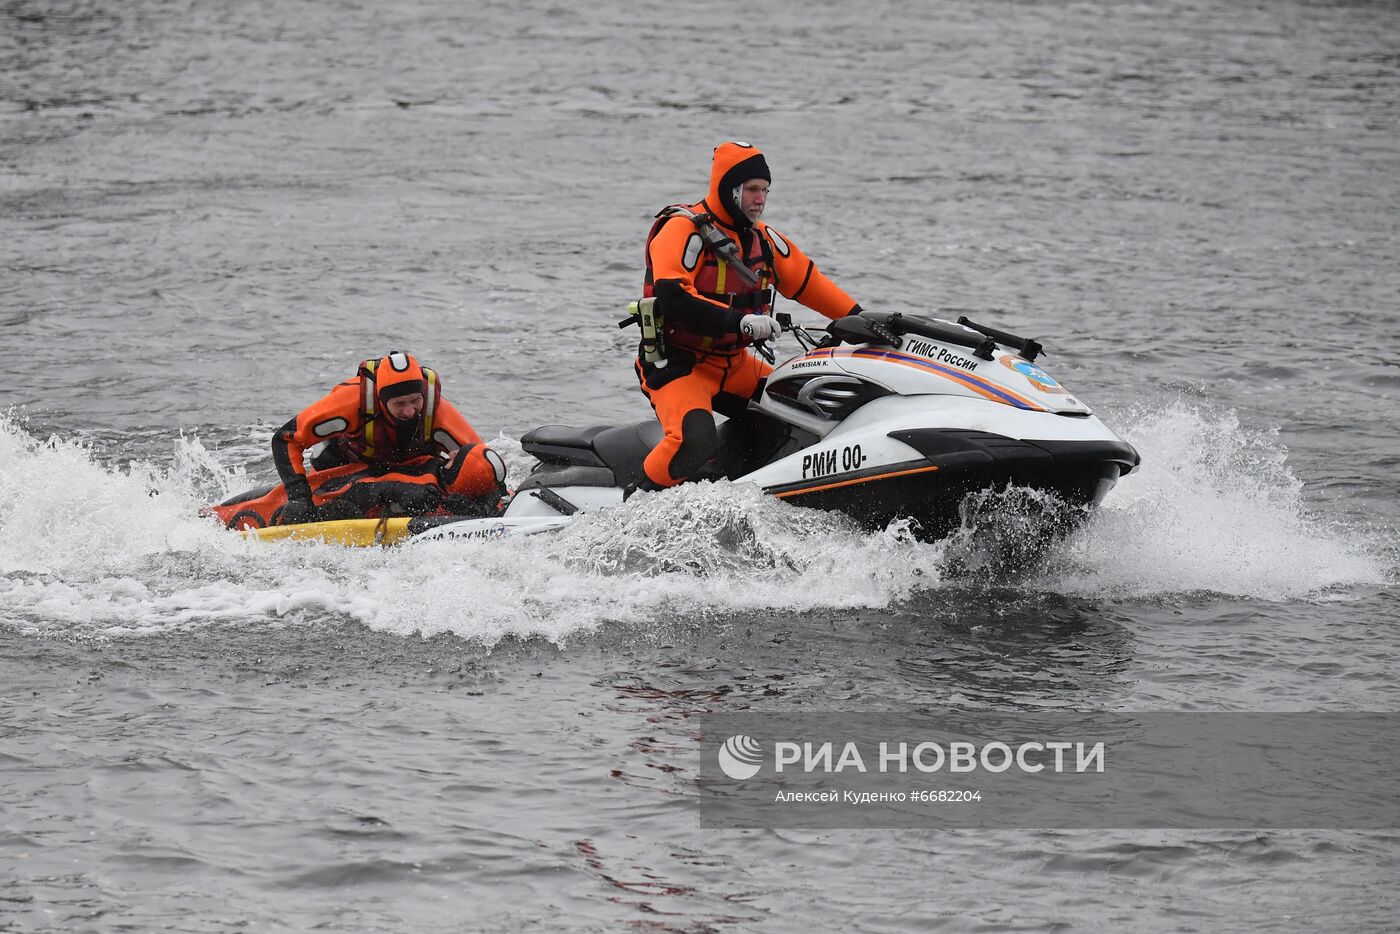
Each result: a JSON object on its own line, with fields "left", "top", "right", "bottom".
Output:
{"left": 0, "top": 405, "right": 1388, "bottom": 643}
{"left": 0, "top": 414, "right": 943, "bottom": 641}
{"left": 0, "top": 413, "right": 234, "bottom": 577}
{"left": 1039, "top": 402, "right": 1391, "bottom": 600}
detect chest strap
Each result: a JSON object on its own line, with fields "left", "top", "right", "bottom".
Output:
{"left": 699, "top": 288, "right": 774, "bottom": 309}
{"left": 657, "top": 205, "right": 764, "bottom": 288}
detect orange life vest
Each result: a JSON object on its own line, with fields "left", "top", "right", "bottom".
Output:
{"left": 643, "top": 204, "right": 776, "bottom": 353}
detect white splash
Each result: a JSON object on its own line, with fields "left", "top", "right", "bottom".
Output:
{"left": 0, "top": 405, "right": 1388, "bottom": 643}
{"left": 0, "top": 414, "right": 231, "bottom": 577}
{"left": 1038, "top": 402, "right": 1388, "bottom": 599}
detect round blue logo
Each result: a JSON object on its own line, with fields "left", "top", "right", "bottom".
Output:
{"left": 1012, "top": 360, "right": 1058, "bottom": 388}
{"left": 999, "top": 354, "right": 1067, "bottom": 394}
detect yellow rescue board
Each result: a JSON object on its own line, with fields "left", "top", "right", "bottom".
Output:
{"left": 244, "top": 517, "right": 415, "bottom": 546}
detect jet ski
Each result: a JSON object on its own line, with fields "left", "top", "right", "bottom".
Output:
{"left": 414, "top": 311, "right": 1140, "bottom": 545}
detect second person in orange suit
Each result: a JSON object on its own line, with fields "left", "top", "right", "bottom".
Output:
{"left": 271, "top": 351, "right": 505, "bottom": 524}
{"left": 636, "top": 140, "right": 864, "bottom": 490}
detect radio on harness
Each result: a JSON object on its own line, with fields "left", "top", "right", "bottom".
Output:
{"left": 618, "top": 297, "right": 666, "bottom": 365}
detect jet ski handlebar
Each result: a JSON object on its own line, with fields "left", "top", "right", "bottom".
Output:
{"left": 775, "top": 312, "right": 896, "bottom": 353}
{"left": 775, "top": 310, "right": 1043, "bottom": 361}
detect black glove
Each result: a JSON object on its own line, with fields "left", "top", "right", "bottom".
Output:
{"left": 279, "top": 479, "right": 320, "bottom": 525}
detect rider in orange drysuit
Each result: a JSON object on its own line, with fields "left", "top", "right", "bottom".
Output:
{"left": 637, "top": 141, "right": 863, "bottom": 489}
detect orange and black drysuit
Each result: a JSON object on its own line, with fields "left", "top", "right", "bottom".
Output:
{"left": 272, "top": 352, "right": 492, "bottom": 520}
{"left": 637, "top": 141, "right": 862, "bottom": 488}
{"left": 211, "top": 447, "right": 506, "bottom": 530}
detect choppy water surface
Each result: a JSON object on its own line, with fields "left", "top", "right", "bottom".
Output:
{"left": 2, "top": 0, "right": 1398, "bottom": 930}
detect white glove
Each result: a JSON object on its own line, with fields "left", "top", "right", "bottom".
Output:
{"left": 740, "top": 314, "right": 780, "bottom": 342}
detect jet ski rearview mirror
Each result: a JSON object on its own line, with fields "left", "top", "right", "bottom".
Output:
{"left": 776, "top": 312, "right": 831, "bottom": 352}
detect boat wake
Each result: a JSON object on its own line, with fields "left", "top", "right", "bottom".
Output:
{"left": 0, "top": 405, "right": 1387, "bottom": 644}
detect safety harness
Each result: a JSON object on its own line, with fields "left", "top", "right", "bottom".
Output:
{"left": 647, "top": 204, "right": 775, "bottom": 300}
{"left": 624, "top": 205, "right": 777, "bottom": 361}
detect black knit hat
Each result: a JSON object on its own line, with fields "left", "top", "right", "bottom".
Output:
{"left": 718, "top": 153, "right": 771, "bottom": 227}
{"left": 378, "top": 379, "right": 425, "bottom": 402}
{"left": 723, "top": 152, "right": 771, "bottom": 188}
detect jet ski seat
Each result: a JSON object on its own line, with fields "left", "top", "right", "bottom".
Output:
{"left": 521, "top": 425, "right": 613, "bottom": 467}
{"left": 521, "top": 420, "right": 665, "bottom": 489}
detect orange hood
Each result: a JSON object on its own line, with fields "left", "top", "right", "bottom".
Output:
{"left": 371, "top": 351, "right": 428, "bottom": 404}
{"left": 707, "top": 141, "right": 771, "bottom": 228}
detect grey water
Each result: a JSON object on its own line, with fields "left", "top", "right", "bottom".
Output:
{"left": 2, "top": 0, "right": 1398, "bottom": 930}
